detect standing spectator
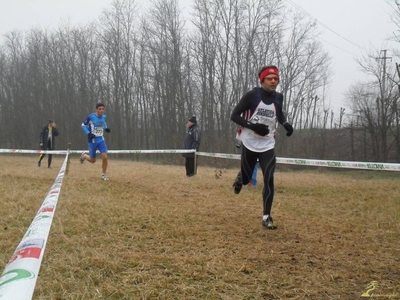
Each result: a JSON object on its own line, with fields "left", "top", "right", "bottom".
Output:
{"left": 231, "top": 65, "right": 293, "bottom": 229}
{"left": 38, "top": 120, "right": 59, "bottom": 168}
{"left": 183, "top": 116, "right": 201, "bottom": 177}
{"left": 80, "top": 102, "right": 111, "bottom": 181}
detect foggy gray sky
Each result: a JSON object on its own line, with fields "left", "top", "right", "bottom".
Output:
{"left": 0, "top": 0, "right": 397, "bottom": 113}
{"left": 291, "top": 0, "right": 397, "bottom": 112}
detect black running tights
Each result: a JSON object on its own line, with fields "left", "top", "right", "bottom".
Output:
{"left": 238, "top": 145, "right": 276, "bottom": 216}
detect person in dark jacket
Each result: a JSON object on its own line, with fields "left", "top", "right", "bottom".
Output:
{"left": 231, "top": 65, "right": 293, "bottom": 229}
{"left": 183, "top": 116, "right": 201, "bottom": 177}
{"left": 38, "top": 120, "right": 59, "bottom": 168}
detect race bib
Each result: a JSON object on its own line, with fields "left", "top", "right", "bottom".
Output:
{"left": 93, "top": 127, "right": 104, "bottom": 136}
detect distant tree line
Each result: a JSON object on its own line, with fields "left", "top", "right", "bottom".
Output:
{"left": 0, "top": 0, "right": 399, "bottom": 163}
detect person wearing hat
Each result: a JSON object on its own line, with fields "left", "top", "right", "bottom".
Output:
{"left": 38, "top": 119, "right": 59, "bottom": 168}
{"left": 230, "top": 65, "right": 293, "bottom": 229}
{"left": 183, "top": 116, "right": 201, "bottom": 177}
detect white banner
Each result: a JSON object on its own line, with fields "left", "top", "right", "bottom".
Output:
{"left": 0, "top": 149, "right": 195, "bottom": 155}
{"left": 0, "top": 154, "right": 69, "bottom": 300}
{"left": 1, "top": 148, "right": 399, "bottom": 171}
{"left": 196, "top": 152, "right": 400, "bottom": 171}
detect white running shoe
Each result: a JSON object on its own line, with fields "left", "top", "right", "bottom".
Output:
{"left": 80, "top": 152, "right": 86, "bottom": 164}
{"left": 262, "top": 216, "right": 274, "bottom": 230}
{"left": 101, "top": 174, "right": 109, "bottom": 181}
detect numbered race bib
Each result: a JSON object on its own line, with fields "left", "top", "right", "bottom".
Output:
{"left": 93, "top": 127, "right": 104, "bottom": 136}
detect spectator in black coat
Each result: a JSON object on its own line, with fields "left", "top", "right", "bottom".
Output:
{"left": 38, "top": 120, "right": 59, "bottom": 168}
{"left": 183, "top": 116, "right": 201, "bottom": 177}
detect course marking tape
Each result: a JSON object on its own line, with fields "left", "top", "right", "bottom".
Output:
{"left": 0, "top": 149, "right": 194, "bottom": 155}
{"left": 1, "top": 149, "right": 399, "bottom": 171}
{"left": 0, "top": 154, "right": 69, "bottom": 300}
{"left": 196, "top": 152, "right": 400, "bottom": 171}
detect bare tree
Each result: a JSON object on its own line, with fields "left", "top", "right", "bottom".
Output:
{"left": 388, "top": 0, "right": 400, "bottom": 160}
{"left": 276, "top": 14, "right": 332, "bottom": 129}
{"left": 138, "top": 0, "right": 187, "bottom": 150}
{"left": 1, "top": 0, "right": 357, "bottom": 163}
{"left": 98, "top": 0, "right": 139, "bottom": 150}
{"left": 347, "top": 49, "right": 398, "bottom": 161}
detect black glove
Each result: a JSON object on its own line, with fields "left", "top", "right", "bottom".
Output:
{"left": 283, "top": 122, "right": 294, "bottom": 137}
{"left": 88, "top": 133, "right": 96, "bottom": 139}
{"left": 250, "top": 123, "right": 269, "bottom": 136}
{"left": 105, "top": 128, "right": 111, "bottom": 133}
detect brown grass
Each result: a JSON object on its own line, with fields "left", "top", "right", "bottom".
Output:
{"left": 1, "top": 155, "right": 399, "bottom": 299}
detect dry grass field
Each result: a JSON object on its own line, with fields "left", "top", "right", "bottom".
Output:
{"left": 1, "top": 155, "right": 399, "bottom": 300}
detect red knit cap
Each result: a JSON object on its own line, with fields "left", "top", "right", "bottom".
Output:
{"left": 259, "top": 67, "right": 279, "bottom": 83}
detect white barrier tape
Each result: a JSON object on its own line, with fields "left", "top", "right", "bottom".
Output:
{"left": 0, "top": 154, "right": 69, "bottom": 300}
{"left": 0, "top": 149, "right": 69, "bottom": 155}
{"left": 0, "top": 149, "right": 195, "bottom": 155}
{"left": 1, "top": 148, "right": 399, "bottom": 171}
{"left": 106, "top": 149, "right": 195, "bottom": 154}
{"left": 277, "top": 157, "right": 400, "bottom": 171}
{"left": 196, "top": 152, "right": 240, "bottom": 160}
{"left": 196, "top": 152, "right": 400, "bottom": 171}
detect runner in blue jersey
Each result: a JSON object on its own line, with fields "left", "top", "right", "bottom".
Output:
{"left": 80, "top": 102, "right": 111, "bottom": 181}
